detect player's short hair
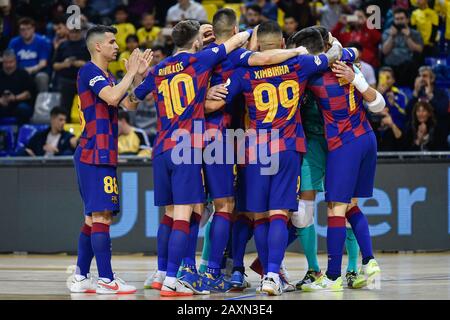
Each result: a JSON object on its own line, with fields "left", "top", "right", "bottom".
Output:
{"left": 246, "top": 4, "right": 262, "bottom": 15}
{"left": 18, "top": 17, "right": 35, "bottom": 27}
{"left": 118, "top": 109, "right": 131, "bottom": 123}
{"left": 171, "top": 20, "right": 201, "bottom": 49}
{"left": 86, "top": 25, "right": 117, "bottom": 51}
{"left": 213, "top": 8, "right": 237, "bottom": 38}
{"left": 50, "top": 107, "right": 67, "bottom": 118}
{"left": 257, "top": 20, "right": 282, "bottom": 39}
{"left": 314, "top": 26, "right": 329, "bottom": 43}
{"left": 290, "top": 27, "right": 324, "bottom": 55}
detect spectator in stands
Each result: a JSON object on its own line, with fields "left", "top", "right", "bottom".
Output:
{"left": 282, "top": 15, "right": 299, "bottom": 40}
{"left": 118, "top": 35, "right": 139, "bottom": 78}
{"left": 0, "top": 49, "right": 34, "bottom": 124}
{"left": 137, "top": 12, "right": 161, "bottom": 49}
{"left": 374, "top": 67, "right": 408, "bottom": 151}
{"left": 52, "top": 27, "right": 89, "bottom": 118}
{"left": 382, "top": 7, "right": 423, "bottom": 87}
{"left": 411, "top": 0, "right": 439, "bottom": 56}
{"left": 24, "top": 106, "right": 78, "bottom": 157}
{"left": 8, "top": 17, "right": 51, "bottom": 93}
{"left": 118, "top": 110, "right": 151, "bottom": 157}
{"left": 73, "top": 0, "right": 100, "bottom": 24}
{"left": 435, "top": 0, "right": 450, "bottom": 54}
{"left": 112, "top": 5, "right": 136, "bottom": 52}
{"left": 332, "top": 7, "right": 381, "bottom": 67}
{"left": 245, "top": 0, "right": 278, "bottom": 22}
{"left": 134, "top": 88, "right": 158, "bottom": 146}
{"left": 241, "top": 4, "right": 263, "bottom": 29}
{"left": 151, "top": 45, "right": 168, "bottom": 66}
{"left": 52, "top": 17, "right": 69, "bottom": 51}
{"left": 275, "top": 0, "right": 317, "bottom": 30}
{"left": 347, "top": 41, "right": 376, "bottom": 87}
{"left": 407, "top": 66, "right": 449, "bottom": 139}
{"left": 89, "top": 0, "right": 119, "bottom": 19}
{"left": 317, "top": 0, "right": 347, "bottom": 31}
{"left": 403, "top": 101, "right": 447, "bottom": 151}
{"left": 0, "top": 0, "right": 13, "bottom": 54}
{"left": 166, "top": 0, "right": 207, "bottom": 25}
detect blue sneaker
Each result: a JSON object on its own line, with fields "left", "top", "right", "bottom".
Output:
{"left": 179, "top": 267, "right": 210, "bottom": 295}
{"left": 230, "top": 271, "right": 251, "bottom": 289}
{"left": 202, "top": 272, "right": 233, "bottom": 293}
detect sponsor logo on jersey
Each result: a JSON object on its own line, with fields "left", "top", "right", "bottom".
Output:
{"left": 89, "top": 75, "right": 106, "bottom": 87}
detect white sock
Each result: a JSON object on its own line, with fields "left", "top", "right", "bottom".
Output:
{"left": 267, "top": 272, "right": 280, "bottom": 282}
{"left": 164, "top": 276, "right": 176, "bottom": 287}
{"left": 157, "top": 270, "right": 167, "bottom": 278}
{"left": 74, "top": 274, "right": 86, "bottom": 281}
{"left": 99, "top": 277, "right": 112, "bottom": 283}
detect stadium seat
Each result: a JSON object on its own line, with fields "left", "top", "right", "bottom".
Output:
{"left": 64, "top": 123, "right": 82, "bottom": 138}
{"left": 14, "top": 124, "right": 49, "bottom": 154}
{"left": 223, "top": 3, "right": 242, "bottom": 22}
{"left": 0, "top": 117, "right": 18, "bottom": 125}
{"left": 31, "top": 92, "right": 61, "bottom": 124}
{"left": 0, "top": 125, "right": 15, "bottom": 157}
{"left": 203, "top": 4, "right": 218, "bottom": 22}
{"left": 70, "top": 95, "right": 81, "bottom": 124}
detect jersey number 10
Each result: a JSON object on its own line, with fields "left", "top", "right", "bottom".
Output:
{"left": 158, "top": 74, "right": 195, "bottom": 119}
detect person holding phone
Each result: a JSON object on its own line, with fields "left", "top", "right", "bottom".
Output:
{"left": 382, "top": 7, "right": 423, "bottom": 87}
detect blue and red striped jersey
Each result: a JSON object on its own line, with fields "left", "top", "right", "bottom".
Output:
{"left": 307, "top": 62, "right": 373, "bottom": 151}
{"left": 225, "top": 53, "right": 329, "bottom": 160}
{"left": 76, "top": 62, "right": 124, "bottom": 166}
{"left": 135, "top": 44, "right": 227, "bottom": 158}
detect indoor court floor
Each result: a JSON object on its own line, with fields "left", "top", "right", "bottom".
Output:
{"left": 0, "top": 252, "right": 449, "bottom": 300}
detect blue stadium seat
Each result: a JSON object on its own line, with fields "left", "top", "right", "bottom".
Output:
{"left": 14, "top": 124, "right": 49, "bottom": 154}
{"left": 0, "top": 125, "right": 15, "bottom": 157}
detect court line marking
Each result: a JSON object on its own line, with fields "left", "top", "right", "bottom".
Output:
{"left": 225, "top": 294, "right": 258, "bottom": 300}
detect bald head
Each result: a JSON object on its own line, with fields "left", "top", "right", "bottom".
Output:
{"left": 257, "top": 21, "right": 284, "bottom": 51}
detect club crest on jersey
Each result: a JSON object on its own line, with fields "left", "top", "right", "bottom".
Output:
{"left": 314, "top": 55, "right": 322, "bottom": 66}
{"left": 111, "top": 196, "right": 118, "bottom": 204}
{"left": 89, "top": 75, "right": 106, "bottom": 87}
{"left": 212, "top": 47, "right": 219, "bottom": 54}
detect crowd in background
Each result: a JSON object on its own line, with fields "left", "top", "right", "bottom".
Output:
{"left": 0, "top": 0, "right": 449, "bottom": 157}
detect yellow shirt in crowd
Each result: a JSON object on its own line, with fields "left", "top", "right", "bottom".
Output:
{"left": 137, "top": 26, "right": 161, "bottom": 48}
{"left": 411, "top": 7, "right": 439, "bottom": 45}
{"left": 435, "top": 0, "right": 450, "bottom": 40}
{"left": 112, "top": 23, "right": 136, "bottom": 52}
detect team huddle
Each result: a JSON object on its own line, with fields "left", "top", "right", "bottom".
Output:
{"left": 70, "top": 8, "right": 385, "bottom": 297}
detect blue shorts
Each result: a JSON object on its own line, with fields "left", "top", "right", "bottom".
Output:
{"left": 325, "top": 131, "right": 377, "bottom": 203}
{"left": 74, "top": 148, "right": 120, "bottom": 216}
{"left": 203, "top": 139, "right": 236, "bottom": 199}
{"left": 153, "top": 149, "right": 205, "bottom": 206}
{"left": 237, "top": 150, "right": 302, "bottom": 213}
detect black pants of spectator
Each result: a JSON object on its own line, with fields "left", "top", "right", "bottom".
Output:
{"left": 57, "top": 77, "right": 77, "bottom": 119}
{"left": 388, "top": 60, "right": 420, "bottom": 88}
{"left": 0, "top": 102, "right": 33, "bottom": 125}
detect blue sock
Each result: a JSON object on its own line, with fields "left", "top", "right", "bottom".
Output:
{"left": 232, "top": 215, "right": 253, "bottom": 271}
{"left": 76, "top": 224, "right": 94, "bottom": 277}
{"left": 254, "top": 218, "right": 270, "bottom": 275}
{"left": 182, "top": 212, "right": 200, "bottom": 272}
{"left": 167, "top": 220, "right": 190, "bottom": 277}
{"left": 157, "top": 214, "right": 173, "bottom": 272}
{"left": 326, "top": 216, "right": 346, "bottom": 281}
{"left": 346, "top": 207, "right": 374, "bottom": 265}
{"left": 91, "top": 223, "right": 114, "bottom": 281}
{"left": 207, "top": 212, "right": 232, "bottom": 276}
{"left": 267, "top": 215, "right": 288, "bottom": 274}
{"left": 287, "top": 221, "right": 297, "bottom": 247}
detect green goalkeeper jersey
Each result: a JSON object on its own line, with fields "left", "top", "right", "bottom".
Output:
{"left": 301, "top": 89, "right": 324, "bottom": 138}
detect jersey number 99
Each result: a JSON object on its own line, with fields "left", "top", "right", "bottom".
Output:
{"left": 158, "top": 73, "right": 195, "bottom": 119}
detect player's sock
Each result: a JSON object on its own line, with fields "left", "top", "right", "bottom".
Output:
{"left": 167, "top": 220, "right": 190, "bottom": 277}
{"left": 346, "top": 207, "right": 374, "bottom": 265}
{"left": 183, "top": 212, "right": 201, "bottom": 272}
{"left": 326, "top": 216, "right": 346, "bottom": 281}
{"left": 91, "top": 223, "right": 114, "bottom": 281}
{"left": 287, "top": 221, "right": 297, "bottom": 247}
{"left": 297, "top": 224, "right": 320, "bottom": 272}
{"left": 345, "top": 228, "right": 360, "bottom": 272}
{"left": 267, "top": 215, "right": 288, "bottom": 275}
{"left": 254, "top": 218, "right": 270, "bottom": 274}
{"left": 157, "top": 214, "right": 173, "bottom": 272}
{"left": 207, "top": 212, "right": 232, "bottom": 276}
{"left": 76, "top": 223, "right": 94, "bottom": 277}
{"left": 232, "top": 215, "right": 253, "bottom": 271}
{"left": 199, "top": 220, "right": 212, "bottom": 274}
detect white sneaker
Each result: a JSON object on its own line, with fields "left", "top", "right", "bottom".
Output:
{"left": 144, "top": 271, "right": 165, "bottom": 290}
{"left": 302, "top": 274, "right": 343, "bottom": 292}
{"left": 261, "top": 276, "right": 283, "bottom": 296}
{"left": 353, "top": 259, "right": 381, "bottom": 289}
{"left": 160, "top": 279, "right": 194, "bottom": 297}
{"left": 279, "top": 262, "right": 295, "bottom": 292}
{"left": 96, "top": 274, "right": 137, "bottom": 294}
{"left": 70, "top": 274, "right": 96, "bottom": 293}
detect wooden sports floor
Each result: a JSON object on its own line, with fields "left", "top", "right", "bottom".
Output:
{"left": 0, "top": 252, "right": 449, "bottom": 300}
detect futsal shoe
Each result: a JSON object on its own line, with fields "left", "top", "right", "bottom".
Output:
{"left": 202, "top": 273, "right": 233, "bottom": 293}
{"left": 279, "top": 262, "right": 295, "bottom": 292}
{"left": 70, "top": 274, "right": 96, "bottom": 293}
{"left": 301, "top": 274, "right": 343, "bottom": 292}
{"left": 261, "top": 276, "right": 283, "bottom": 296}
{"left": 179, "top": 267, "right": 210, "bottom": 295}
{"left": 230, "top": 271, "right": 251, "bottom": 290}
{"left": 352, "top": 259, "right": 381, "bottom": 289}
{"left": 295, "top": 270, "right": 323, "bottom": 290}
{"left": 96, "top": 274, "right": 137, "bottom": 294}
{"left": 143, "top": 271, "right": 165, "bottom": 290}
{"left": 160, "top": 279, "right": 194, "bottom": 297}
{"left": 345, "top": 271, "right": 365, "bottom": 289}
